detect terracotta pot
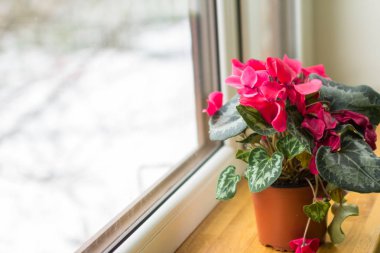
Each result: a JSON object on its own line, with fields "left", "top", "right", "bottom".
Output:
{"left": 251, "top": 185, "right": 327, "bottom": 252}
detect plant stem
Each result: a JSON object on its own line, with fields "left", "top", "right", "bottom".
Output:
{"left": 314, "top": 175, "right": 319, "bottom": 199}
{"left": 317, "top": 176, "right": 330, "bottom": 198}
{"left": 302, "top": 218, "right": 311, "bottom": 246}
{"left": 305, "top": 177, "right": 316, "bottom": 199}
{"left": 302, "top": 177, "right": 317, "bottom": 246}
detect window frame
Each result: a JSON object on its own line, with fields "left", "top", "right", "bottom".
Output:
{"left": 76, "top": 0, "right": 236, "bottom": 252}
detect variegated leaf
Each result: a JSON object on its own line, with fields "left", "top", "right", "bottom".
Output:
{"left": 287, "top": 109, "right": 313, "bottom": 153}
{"left": 277, "top": 134, "right": 307, "bottom": 159}
{"left": 235, "top": 149, "right": 250, "bottom": 163}
{"left": 209, "top": 95, "right": 247, "bottom": 141}
{"left": 246, "top": 147, "right": 284, "bottom": 192}
{"left": 316, "top": 134, "right": 380, "bottom": 193}
{"left": 216, "top": 166, "right": 241, "bottom": 200}
{"left": 310, "top": 74, "right": 380, "bottom": 125}
{"left": 303, "top": 200, "right": 331, "bottom": 223}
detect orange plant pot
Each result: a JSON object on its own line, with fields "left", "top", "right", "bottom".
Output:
{"left": 251, "top": 186, "right": 327, "bottom": 252}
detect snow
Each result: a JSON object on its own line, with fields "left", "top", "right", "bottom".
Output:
{"left": 0, "top": 15, "right": 197, "bottom": 253}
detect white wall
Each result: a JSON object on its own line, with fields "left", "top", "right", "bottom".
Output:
{"left": 313, "top": 0, "right": 380, "bottom": 91}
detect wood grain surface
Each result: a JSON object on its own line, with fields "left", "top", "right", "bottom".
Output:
{"left": 176, "top": 127, "right": 380, "bottom": 253}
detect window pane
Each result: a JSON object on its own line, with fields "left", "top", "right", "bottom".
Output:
{"left": 0, "top": 1, "right": 197, "bottom": 252}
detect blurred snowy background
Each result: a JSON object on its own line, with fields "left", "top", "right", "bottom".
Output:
{"left": 0, "top": 0, "right": 198, "bottom": 252}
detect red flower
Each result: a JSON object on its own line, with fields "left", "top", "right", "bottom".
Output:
{"left": 308, "top": 156, "right": 318, "bottom": 175}
{"left": 302, "top": 64, "right": 329, "bottom": 78}
{"left": 322, "top": 131, "right": 341, "bottom": 151}
{"left": 203, "top": 91, "right": 223, "bottom": 116}
{"left": 226, "top": 61, "right": 269, "bottom": 90}
{"left": 289, "top": 238, "right": 320, "bottom": 253}
{"left": 302, "top": 103, "right": 337, "bottom": 140}
{"left": 302, "top": 117, "right": 326, "bottom": 140}
{"left": 266, "top": 57, "right": 297, "bottom": 84}
{"left": 333, "top": 110, "right": 377, "bottom": 150}
{"left": 240, "top": 93, "right": 287, "bottom": 132}
{"left": 224, "top": 56, "right": 329, "bottom": 133}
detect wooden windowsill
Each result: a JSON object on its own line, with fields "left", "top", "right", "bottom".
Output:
{"left": 176, "top": 128, "right": 380, "bottom": 253}
{"left": 176, "top": 181, "right": 380, "bottom": 253}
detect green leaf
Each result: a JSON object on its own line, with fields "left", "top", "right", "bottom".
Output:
{"left": 276, "top": 134, "right": 307, "bottom": 159}
{"left": 310, "top": 74, "right": 380, "bottom": 125}
{"left": 328, "top": 203, "right": 359, "bottom": 244}
{"left": 326, "top": 183, "right": 347, "bottom": 203}
{"left": 237, "top": 133, "right": 261, "bottom": 144}
{"left": 236, "top": 105, "right": 276, "bottom": 136}
{"left": 295, "top": 152, "right": 312, "bottom": 168}
{"left": 246, "top": 147, "right": 284, "bottom": 192}
{"left": 235, "top": 149, "right": 250, "bottom": 163}
{"left": 316, "top": 134, "right": 380, "bottom": 193}
{"left": 216, "top": 166, "right": 241, "bottom": 200}
{"left": 287, "top": 109, "right": 313, "bottom": 153}
{"left": 303, "top": 200, "right": 331, "bottom": 223}
{"left": 335, "top": 124, "right": 364, "bottom": 140}
{"left": 209, "top": 95, "right": 247, "bottom": 141}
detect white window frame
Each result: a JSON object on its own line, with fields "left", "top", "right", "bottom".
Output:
{"left": 78, "top": 1, "right": 308, "bottom": 252}
{"left": 111, "top": 1, "right": 243, "bottom": 252}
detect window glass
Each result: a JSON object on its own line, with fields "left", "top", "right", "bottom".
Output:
{"left": 0, "top": 0, "right": 197, "bottom": 252}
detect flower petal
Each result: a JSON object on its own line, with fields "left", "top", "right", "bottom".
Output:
{"left": 246, "top": 58, "right": 266, "bottom": 70}
{"left": 241, "top": 66, "right": 258, "bottom": 88}
{"left": 309, "top": 156, "right": 319, "bottom": 175}
{"left": 260, "top": 81, "right": 286, "bottom": 101}
{"left": 258, "top": 101, "right": 287, "bottom": 132}
{"left": 283, "top": 54, "right": 302, "bottom": 74}
{"left": 289, "top": 238, "right": 320, "bottom": 253}
{"left": 238, "top": 87, "right": 258, "bottom": 98}
{"left": 271, "top": 101, "right": 287, "bottom": 132}
{"left": 203, "top": 91, "right": 223, "bottom": 116}
{"left": 303, "top": 64, "right": 329, "bottom": 78}
{"left": 209, "top": 91, "right": 223, "bottom": 109}
{"left": 294, "top": 79, "right": 322, "bottom": 95}
{"left": 301, "top": 117, "right": 326, "bottom": 140}
{"left": 333, "top": 110, "right": 377, "bottom": 150}
{"left": 255, "top": 70, "right": 270, "bottom": 87}
{"left": 318, "top": 110, "right": 337, "bottom": 130}
{"left": 231, "top": 58, "right": 244, "bottom": 75}
{"left": 323, "top": 131, "right": 341, "bottom": 151}
{"left": 225, "top": 75, "right": 243, "bottom": 89}
{"left": 266, "top": 57, "right": 297, "bottom": 84}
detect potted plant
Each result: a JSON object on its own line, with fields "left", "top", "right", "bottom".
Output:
{"left": 203, "top": 55, "right": 380, "bottom": 252}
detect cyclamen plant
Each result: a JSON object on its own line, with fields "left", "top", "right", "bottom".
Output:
{"left": 204, "top": 55, "right": 380, "bottom": 252}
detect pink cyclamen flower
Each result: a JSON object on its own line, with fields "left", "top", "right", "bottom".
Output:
{"left": 302, "top": 103, "right": 337, "bottom": 140}
{"left": 308, "top": 156, "right": 318, "bottom": 175}
{"left": 301, "top": 117, "right": 326, "bottom": 140}
{"left": 266, "top": 57, "right": 297, "bottom": 84}
{"left": 333, "top": 110, "right": 377, "bottom": 150}
{"left": 240, "top": 91, "right": 287, "bottom": 132}
{"left": 203, "top": 91, "right": 223, "bottom": 116}
{"left": 302, "top": 64, "right": 329, "bottom": 78}
{"left": 289, "top": 238, "right": 320, "bottom": 253}
{"left": 322, "top": 131, "right": 341, "bottom": 152}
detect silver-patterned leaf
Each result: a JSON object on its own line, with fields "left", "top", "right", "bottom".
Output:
{"left": 277, "top": 134, "right": 307, "bottom": 159}
{"left": 316, "top": 134, "right": 380, "bottom": 193}
{"left": 310, "top": 74, "right": 380, "bottom": 125}
{"left": 216, "top": 166, "right": 241, "bottom": 200}
{"left": 287, "top": 109, "right": 313, "bottom": 153}
{"left": 209, "top": 95, "right": 247, "bottom": 141}
{"left": 246, "top": 147, "right": 284, "bottom": 192}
